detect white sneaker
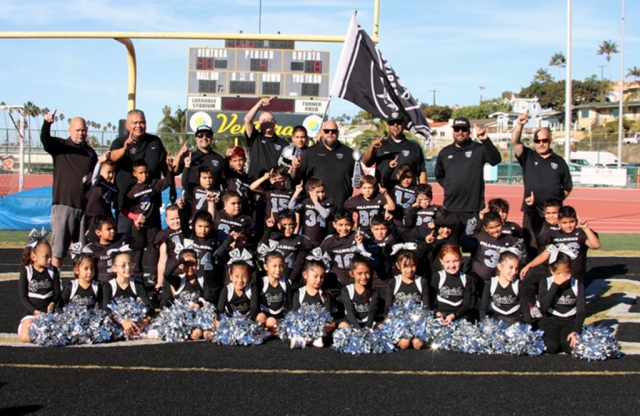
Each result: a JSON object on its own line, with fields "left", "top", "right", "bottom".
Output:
{"left": 312, "top": 337, "right": 324, "bottom": 348}
{"left": 290, "top": 337, "right": 306, "bottom": 349}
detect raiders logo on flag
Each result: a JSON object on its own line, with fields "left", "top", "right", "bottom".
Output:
{"left": 402, "top": 150, "right": 410, "bottom": 157}
{"left": 331, "top": 15, "right": 432, "bottom": 143}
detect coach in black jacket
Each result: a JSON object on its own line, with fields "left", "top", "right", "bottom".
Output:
{"left": 434, "top": 117, "right": 501, "bottom": 227}
{"left": 41, "top": 110, "right": 97, "bottom": 268}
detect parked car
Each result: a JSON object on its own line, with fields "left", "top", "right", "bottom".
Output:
{"left": 568, "top": 163, "right": 582, "bottom": 185}
{"left": 624, "top": 133, "right": 640, "bottom": 144}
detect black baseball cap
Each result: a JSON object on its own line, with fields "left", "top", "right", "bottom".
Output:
{"left": 195, "top": 125, "right": 213, "bottom": 135}
{"left": 452, "top": 117, "right": 470, "bottom": 129}
{"left": 387, "top": 111, "right": 405, "bottom": 123}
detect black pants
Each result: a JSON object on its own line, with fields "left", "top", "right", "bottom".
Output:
{"left": 130, "top": 224, "right": 160, "bottom": 281}
{"left": 539, "top": 316, "right": 575, "bottom": 354}
{"left": 523, "top": 266, "right": 548, "bottom": 310}
{"left": 453, "top": 211, "right": 478, "bottom": 253}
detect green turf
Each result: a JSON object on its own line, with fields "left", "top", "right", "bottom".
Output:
{"left": 0, "top": 230, "right": 637, "bottom": 252}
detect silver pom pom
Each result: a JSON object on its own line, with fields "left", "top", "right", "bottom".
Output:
{"left": 572, "top": 324, "right": 622, "bottom": 361}
{"left": 212, "top": 312, "right": 266, "bottom": 346}
{"left": 277, "top": 306, "right": 333, "bottom": 341}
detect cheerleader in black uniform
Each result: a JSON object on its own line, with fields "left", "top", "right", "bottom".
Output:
{"left": 217, "top": 260, "right": 258, "bottom": 328}
{"left": 60, "top": 254, "right": 102, "bottom": 310}
{"left": 339, "top": 255, "right": 378, "bottom": 329}
{"left": 384, "top": 249, "right": 431, "bottom": 350}
{"left": 164, "top": 249, "right": 213, "bottom": 340}
{"left": 17, "top": 236, "right": 61, "bottom": 342}
{"left": 256, "top": 251, "right": 290, "bottom": 336}
{"left": 103, "top": 252, "right": 154, "bottom": 337}
{"left": 479, "top": 251, "right": 526, "bottom": 325}
{"left": 538, "top": 250, "right": 585, "bottom": 354}
{"left": 432, "top": 244, "right": 472, "bottom": 324}
{"left": 290, "top": 257, "right": 336, "bottom": 348}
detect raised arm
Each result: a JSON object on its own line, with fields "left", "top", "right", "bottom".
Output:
{"left": 244, "top": 97, "right": 273, "bottom": 138}
{"left": 511, "top": 110, "right": 528, "bottom": 158}
{"left": 362, "top": 137, "right": 383, "bottom": 167}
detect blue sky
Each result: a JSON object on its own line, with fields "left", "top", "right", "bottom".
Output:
{"left": 1, "top": 0, "right": 638, "bottom": 133}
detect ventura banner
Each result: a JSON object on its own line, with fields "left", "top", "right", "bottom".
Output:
{"left": 331, "top": 15, "right": 432, "bottom": 140}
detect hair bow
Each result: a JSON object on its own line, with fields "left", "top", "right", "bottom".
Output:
{"left": 26, "top": 227, "right": 49, "bottom": 248}
{"left": 499, "top": 245, "right": 524, "bottom": 259}
{"left": 546, "top": 244, "right": 577, "bottom": 264}
{"left": 258, "top": 240, "right": 282, "bottom": 260}
{"left": 305, "top": 247, "right": 332, "bottom": 270}
{"left": 106, "top": 244, "right": 132, "bottom": 257}
{"left": 390, "top": 242, "right": 417, "bottom": 256}
{"left": 227, "top": 248, "right": 254, "bottom": 265}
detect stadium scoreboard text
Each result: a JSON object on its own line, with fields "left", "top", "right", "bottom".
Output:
{"left": 187, "top": 46, "right": 331, "bottom": 98}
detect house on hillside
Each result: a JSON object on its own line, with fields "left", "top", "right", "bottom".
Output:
{"left": 574, "top": 101, "right": 640, "bottom": 131}
{"left": 508, "top": 94, "right": 550, "bottom": 128}
{"left": 606, "top": 81, "right": 640, "bottom": 103}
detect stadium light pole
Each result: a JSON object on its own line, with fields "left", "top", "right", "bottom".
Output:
{"left": 617, "top": 0, "right": 625, "bottom": 169}
{"left": 564, "top": 0, "right": 572, "bottom": 163}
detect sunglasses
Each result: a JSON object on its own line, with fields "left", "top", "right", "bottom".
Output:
{"left": 323, "top": 129, "right": 338, "bottom": 135}
{"left": 533, "top": 138, "right": 550, "bottom": 144}
{"left": 453, "top": 127, "right": 469, "bottom": 132}
{"left": 196, "top": 133, "right": 213, "bottom": 139}
{"left": 388, "top": 121, "right": 403, "bottom": 126}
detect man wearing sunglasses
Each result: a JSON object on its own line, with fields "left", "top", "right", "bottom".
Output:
{"left": 244, "top": 97, "right": 289, "bottom": 180}
{"left": 180, "top": 125, "right": 225, "bottom": 189}
{"left": 511, "top": 111, "right": 572, "bottom": 259}
{"left": 362, "top": 112, "right": 428, "bottom": 185}
{"left": 435, "top": 117, "right": 501, "bottom": 229}
{"left": 298, "top": 120, "right": 355, "bottom": 208}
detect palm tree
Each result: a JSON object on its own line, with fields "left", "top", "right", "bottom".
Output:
{"left": 158, "top": 106, "right": 188, "bottom": 155}
{"left": 626, "top": 66, "right": 640, "bottom": 81}
{"left": 597, "top": 40, "right": 619, "bottom": 80}
{"left": 549, "top": 53, "right": 566, "bottom": 80}
{"left": 534, "top": 68, "right": 553, "bottom": 83}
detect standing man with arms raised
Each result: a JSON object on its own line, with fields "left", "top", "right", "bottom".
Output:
{"left": 435, "top": 117, "right": 501, "bottom": 235}
{"left": 362, "top": 111, "right": 428, "bottom": 185}
{"left": 298, "top": 120, "right": 355, "bottom": 208}
{"left": 41, "top": 110, "right": 97, "bottom": 268}
{"left": 511, "top": 111, "right": 572, "bottom": 260}
{"left": 244, "top": 97, "right": 289, "bottom": 179}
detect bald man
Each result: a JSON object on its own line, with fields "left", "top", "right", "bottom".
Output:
{"left": 299, "top": 120, "right": 355, "bottom": 208}
{"left": 244, "top": 97, "right": 289, "bottom": 179}
{"left": 41, "top": 110, "right": 97, "bottom": 268}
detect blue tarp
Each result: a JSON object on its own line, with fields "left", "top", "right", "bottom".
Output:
{"left": 0, "top": 187, "right": 181, "bottom": 231}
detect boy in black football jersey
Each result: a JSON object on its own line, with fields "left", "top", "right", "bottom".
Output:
{"left": 363, "top": 215, "right": 395, "bottom": 315}
{"left": 383, "top": 159, "right": 418, "bottom": 232}
{"left": 259, "top": 209, "right": 313, "bottom": 287}
{"left": 184, "top": 210, "right": 223, "bottom": 304}
{"left": 121, "top": 159, "right": 174, "bottom": 284}
{"left": 289, "top": 176, "right": 336, "bottom": 246}
{"left": 320, "top": 209, "right": 370, "bottom": 295}
{"left": 84, "top": 152, "right": 118, "bottom": 242}
{"left": 224, "top": 146, "right": 254, "bottom": 215}
{"left": 469, "top": 211, "right": 522, "bottom": 306}
{"left": 521, "top": 206, "right": 600, "bottom": 283}
{"left": 488, "top": 198, "right": 523, "bottom": 238}
{"left": 403, "top": 184, "right": 441, "bottom": 231}
{"left": 212, "top": 191, "right": 255, "bottom": 244}
{"left": 250, "top": 166, "right": 295, "bottom": 221}
{"left": 182, "top": 153, "right": 220, "bottom": 216}
{"left": 344, "top": 175, "right": 395, "bottom": 235}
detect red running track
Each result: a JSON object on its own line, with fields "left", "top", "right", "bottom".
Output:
{"left": 3, "top": 175, "right": 640, "bottom": 233}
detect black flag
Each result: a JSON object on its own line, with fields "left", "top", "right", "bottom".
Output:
{"left": 331, "top": 16, "right": 432, "bottom": 140}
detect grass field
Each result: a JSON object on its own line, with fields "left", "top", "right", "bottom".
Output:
{"left": 0, "top": 231, "right": 637, "bottom": 255}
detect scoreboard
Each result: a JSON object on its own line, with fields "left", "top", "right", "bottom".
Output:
{"left": 187, "top": 47, "right": 331, "bottom": 98}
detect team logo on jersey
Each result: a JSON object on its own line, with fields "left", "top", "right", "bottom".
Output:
{"left": 129, "top": 147, "right": 137, "bottom": 155}
{"left": 274, "top": 144, "right": 282, "bottom": 151}
{"left": 402, "top": 150, "right": 410, "bottom": 157}
{"left": 336, "top": 153, "right": 344, "bottom": 159}
{"left": 551, "top": 162, "right": 558, "bottom": 170}
{"left": 535, "top": 162, "right": 539, "bottom": 165}
{"left": 211, "top": 160, "right": 219, "bottom": 167}
{"left": 465, "top": 151, "right": 472, "bottom": 158}
{"left": 448, "top": 155, "right": 453, "bottom": 159}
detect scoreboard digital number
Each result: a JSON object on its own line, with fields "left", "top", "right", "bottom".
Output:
{"left": 187, "top": 47, "right": 330, "bottom": 98}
